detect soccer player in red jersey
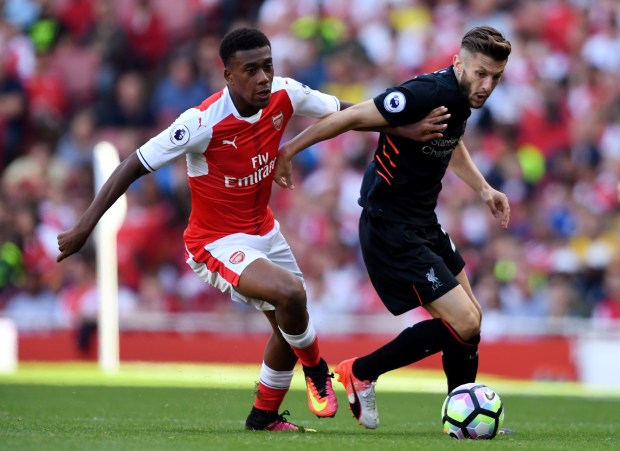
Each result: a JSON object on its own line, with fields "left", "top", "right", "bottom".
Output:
{"left": 57, "top": 27, "right": 446, "bottom": 431}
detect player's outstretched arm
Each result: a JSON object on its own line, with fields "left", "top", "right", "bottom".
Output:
{"left": 449, "top": 141, "right": 510, "bottom": 229}
{"left": 275, "top": 100, "right": 386, "bottom": 189}
{"left": 374, "top": 106, "right": 450, "bottom": 142}
{"left": 57, "top": 152, "right": 150, "bottom": 262}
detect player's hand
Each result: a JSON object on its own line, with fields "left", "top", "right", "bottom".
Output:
{"left": 57, "top": 226, "right": 91, "bottom": 262}
{"left": 274, "top": 146, "right": 294, "bottom": 190}
{"left": 481, "top": 188, "right": 510, "bottom": 229}
{"left": 397, "top": 106, "right": 450, "bottom": 142}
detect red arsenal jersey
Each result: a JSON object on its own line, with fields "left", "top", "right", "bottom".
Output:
{"left": 137, "top": 77, "right": 339, "bottom": 254}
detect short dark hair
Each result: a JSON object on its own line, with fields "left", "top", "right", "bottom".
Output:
{"left": 461, "top": 26, "right": 511, "bottom": 62}
{"left": 219, "top": 28, "right": 271, "bottom": 67}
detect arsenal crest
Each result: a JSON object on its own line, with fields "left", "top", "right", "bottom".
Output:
{"left": 229, "top": 251, "right": 245, "bottom": 264}
{"left": 272, "top": 112, "right": 284, "bottom": 131}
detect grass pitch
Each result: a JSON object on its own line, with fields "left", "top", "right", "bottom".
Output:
{"left": 1, "top": 363, "right": 619, "bottom": 450}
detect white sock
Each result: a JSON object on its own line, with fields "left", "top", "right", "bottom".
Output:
{"left": 259, "top": 362, "right": 294, "bottom": 389}
{"left": 278, "top": 317, "right": 316, "bottom": 349}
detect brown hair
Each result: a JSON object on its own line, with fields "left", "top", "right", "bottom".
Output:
{"left": 461, "top": 26, "right": 512, "bottom": 61}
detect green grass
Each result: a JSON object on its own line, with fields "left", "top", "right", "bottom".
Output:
{"left": 1, "top": 363, "right": 619, "bottom": 450}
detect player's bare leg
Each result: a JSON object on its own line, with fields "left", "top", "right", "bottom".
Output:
{"left": 238, "top": 259, "right": 337, "bottom": 420}
{"left": 262, "top": 311, "right": 298, "bottom": 370}
{"left": 454, "top": 270, "right": 482, "bottom": 321}
{"left": 245, "top": 311, "right": 312, "bottom": 431}
{"left": 237, "top": 259, "right": 309, "bottom": 334}
{"left": 424, "top": 282, "right": 481, "bottom": 341}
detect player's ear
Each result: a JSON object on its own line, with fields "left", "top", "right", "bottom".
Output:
{"left": 224, "top": 68, "right": 232, "bottom": 84}
{"left": 453, "top": 54, "right": 462, "bottom": 76}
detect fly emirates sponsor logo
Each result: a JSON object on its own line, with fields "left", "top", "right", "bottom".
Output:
{"left": 224, "top": 152, "right": 276, "bottom": 188}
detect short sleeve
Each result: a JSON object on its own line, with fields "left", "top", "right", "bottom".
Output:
{"left": 373, "top": 78, "right": 439, "bottom": 127}
{"left": 137, "top": 109, "right": 213, "bottom": 172}
{"left": 276, "top": 77, "right": 340, "bottom": 119}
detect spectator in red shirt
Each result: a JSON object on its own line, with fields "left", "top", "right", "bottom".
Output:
{"left": 122, "top": 0, "right": 169, "bottom": 70}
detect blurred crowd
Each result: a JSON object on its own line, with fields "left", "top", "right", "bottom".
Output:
{"left": 1, "top": 0, "right": 620, "bottom": 339}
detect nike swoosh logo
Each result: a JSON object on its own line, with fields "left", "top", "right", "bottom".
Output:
{"left": 348, "top": 383, "right": 361, "bottom": 419}
{"left": 308, "top": 386, "right": 328, "bottom": 411}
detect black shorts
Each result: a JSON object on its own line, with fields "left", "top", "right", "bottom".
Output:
{"left": 359, "top": 209, "right": 465, "bottom": 316}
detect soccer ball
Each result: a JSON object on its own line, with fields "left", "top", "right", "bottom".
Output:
{"left": 441, "top": 383, "right": 504, "bottom": 439}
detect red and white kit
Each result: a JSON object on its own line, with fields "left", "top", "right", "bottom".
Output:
{"left": 137, "top": 77, "right": 339, "bottom": 309}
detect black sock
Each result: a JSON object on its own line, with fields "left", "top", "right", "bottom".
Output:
{"left": 353, "top": 318, "right": 456, "bottom": 381}
{"left": 442, "top": 333, "right": 479, "bottom": 393}
{"left": 245, "top": 407, "right": 277, "bottom": 429}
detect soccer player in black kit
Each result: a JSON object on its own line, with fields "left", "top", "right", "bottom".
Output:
{"left": 274, "top": 26, "right": 512, "bottom": 429}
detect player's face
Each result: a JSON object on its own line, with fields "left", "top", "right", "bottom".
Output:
{"left": 453, "top": 51, "right": 507, "bottom": 109}
{"left": 224, "top": 46, "right": 274, "bottom": 116}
